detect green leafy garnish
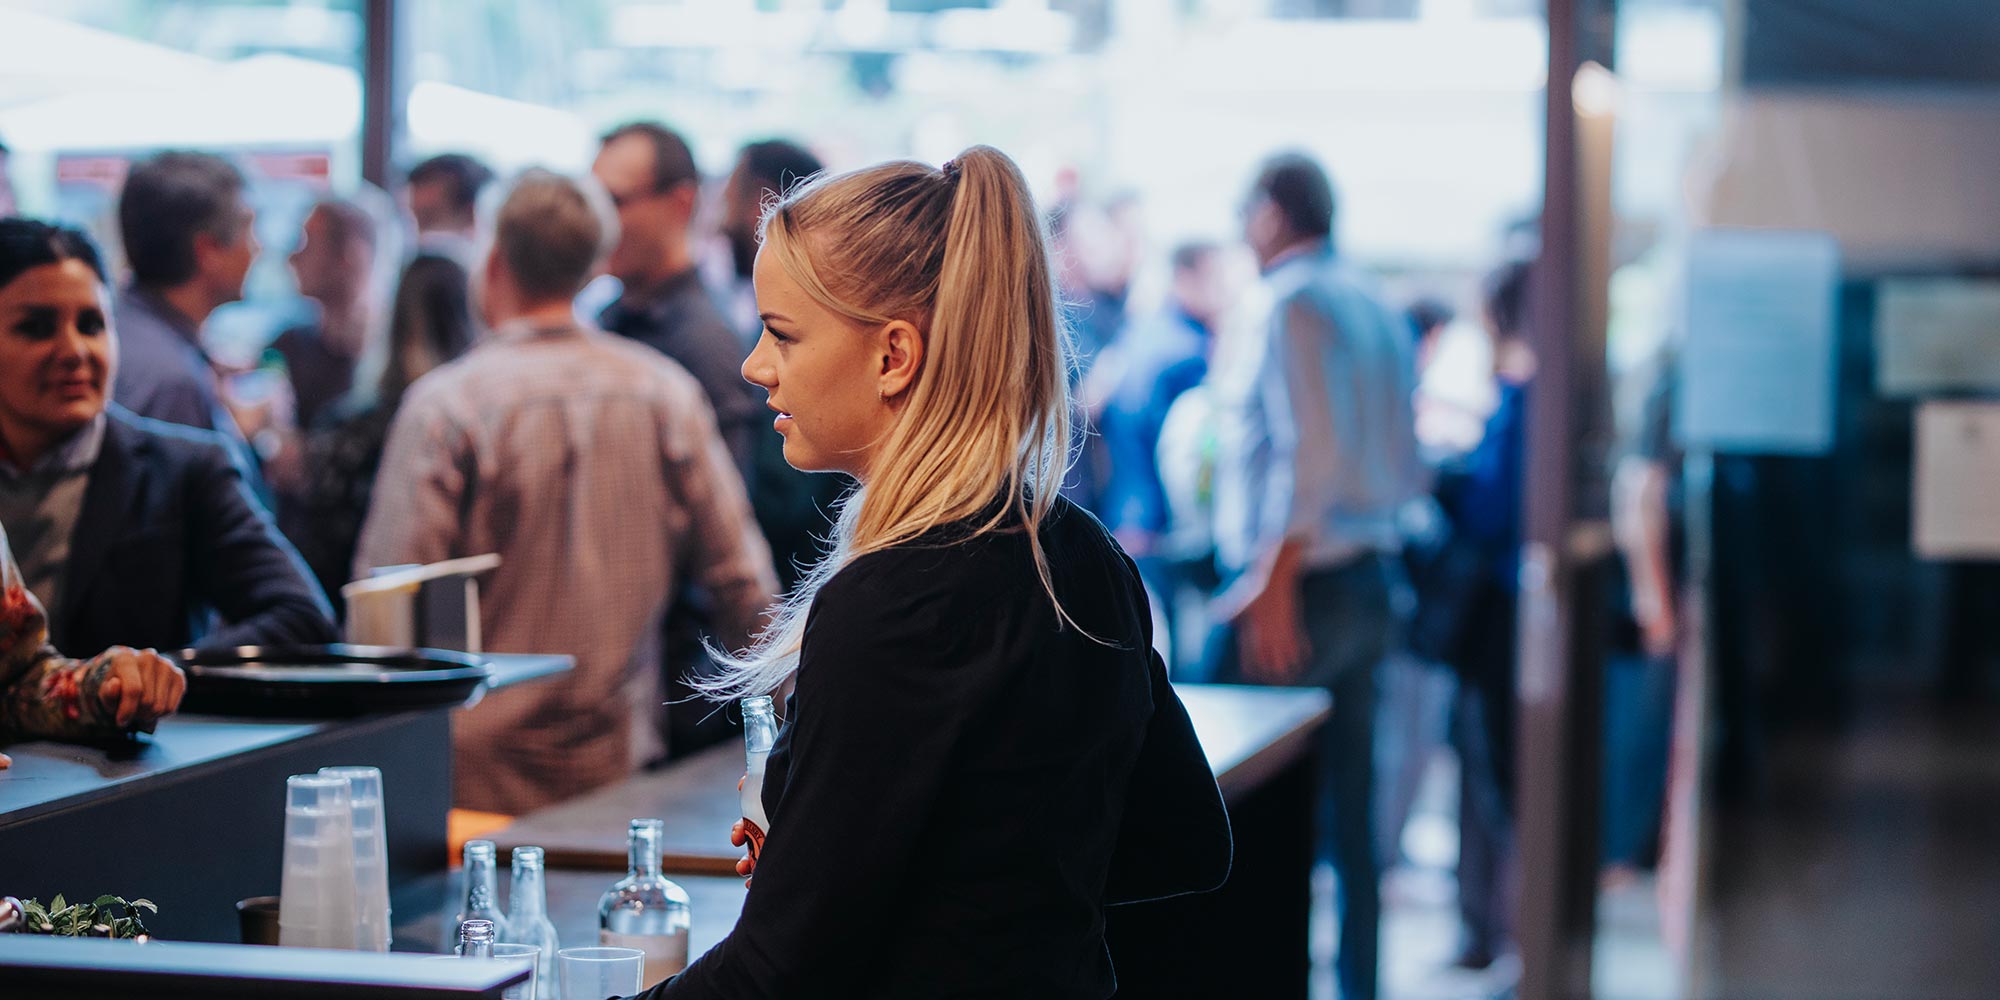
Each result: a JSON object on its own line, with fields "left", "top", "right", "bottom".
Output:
{"left": 19, "top": 895, "right": 156, "bottom": 940}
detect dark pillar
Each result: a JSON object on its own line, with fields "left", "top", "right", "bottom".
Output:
{"left": 1515, "top": 0, "right": 1616, "bottom": 996}
{"left": 361, "top": 0, "right": 409, "bottom": 190}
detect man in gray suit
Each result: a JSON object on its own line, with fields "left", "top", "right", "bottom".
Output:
{"left": 112, "top": 151, "right": 260, "bottom": 437}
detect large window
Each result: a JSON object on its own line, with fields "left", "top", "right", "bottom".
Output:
{"left": 403, "top": 0, "right": 1551, "bottom": 270}
{"left": 0, "top": 0, "right": 367, "bottom": 360}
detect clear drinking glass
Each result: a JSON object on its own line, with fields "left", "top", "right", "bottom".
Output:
{"left": 503, "top": 846, "right": 561, "bottom": 1000}
{"left": 490, "top": 942, "right": 541, "bottom": 1000}
{"left": 320, "top": 765, "right": 391, "bottom": 951}
{"left": 557, "top": 946, "right": 645, "bottom": 1000}
{"left": 597, "top": 819, "right": 692, "bottom": 987}
{"left": 278, "top": 773, "right": 356, "bottom": 949}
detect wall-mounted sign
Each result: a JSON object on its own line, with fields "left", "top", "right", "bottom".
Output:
{"left": 1876, "top": 279, "right": 2000, "bottom": 397}
{"left": 1914, "top": 401, "right": 2000, "bottom": 560}
{"left": 1675, "top": 228, "right": 1841, "bottom": 455}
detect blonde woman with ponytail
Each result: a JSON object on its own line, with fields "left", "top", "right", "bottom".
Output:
{"left": 637, "top": 147, "right": 1230, "bottom": 999}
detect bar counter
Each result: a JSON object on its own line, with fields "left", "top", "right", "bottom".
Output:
{"left": 0, "top": 653, "right": 570, "bottom": 943}
{"left": 4, "top": 672, "right": 1329, "bottom": 998}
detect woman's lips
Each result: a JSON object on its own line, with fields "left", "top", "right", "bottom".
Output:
{"left": 48, "top": 380, "right": 100, "bottom": 399}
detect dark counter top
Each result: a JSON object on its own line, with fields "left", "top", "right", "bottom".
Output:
{"left": 0, "top": 935, "right": 529, "bottom": 1000}
{"left": 0, "top": 653, "right": 573, "bottom": 943}
{"left": 0, "top": 653, "right": 570, "bottom": 827}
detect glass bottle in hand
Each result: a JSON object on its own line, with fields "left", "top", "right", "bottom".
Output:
{"left": 740, "top": 695, "right": 778, "bottom": 863}
{"left": 597, "top": 818, "right": 692, "bottom": 987}
{"left": 502, "top": 846, "right": 560, "bottom": 1000}
{"left": 453, "top": 840, "right": 510, "bottom": 950}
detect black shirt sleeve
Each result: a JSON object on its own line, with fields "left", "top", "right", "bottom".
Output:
{"left": 647, "top": 554, "right": 987, "bottom": 999}
{"left": 1106, "top": 647, "right": 1232, "bottom": 904}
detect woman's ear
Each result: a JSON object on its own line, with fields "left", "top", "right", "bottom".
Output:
{"left": 878, "top": 319, "right": 924, "bottom": 401}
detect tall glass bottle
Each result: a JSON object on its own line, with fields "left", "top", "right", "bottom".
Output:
{"left": 503, "top": 846, "right": 560, "bottom": 1000}
{"left": 597, "top": 819, "right": 692, "bottom": 987}
{"left": 457, "top": 918, "right": 496, "bottom": 959}
{"left": 453, "top": 840, "right": 510, "bottom": 951}
{"left": 740, "top": 695, "right": 778, "bottom": 862}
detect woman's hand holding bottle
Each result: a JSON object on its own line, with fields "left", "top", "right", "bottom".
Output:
{"left": 729, "top": 817, "right": 756, "bottom": 886}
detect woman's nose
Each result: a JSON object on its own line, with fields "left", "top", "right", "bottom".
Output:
{"left": 53, "top": 323, "right": 93, "bottom": 363}
{"left": 741, "top": 339, "right": 775, "bottom": 388}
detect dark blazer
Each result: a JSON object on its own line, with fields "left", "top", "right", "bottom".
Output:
{"left": 652, "top": 496, "right": 1231, "bottom": 1000}
{"left": 51, "top": 406, "right": 336, "bottom": 656}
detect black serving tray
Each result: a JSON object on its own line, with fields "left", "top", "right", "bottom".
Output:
{"left": 175, "top": 644, "right": 493, "bottom": 717}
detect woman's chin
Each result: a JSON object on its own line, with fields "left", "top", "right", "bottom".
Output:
{"left": 779, "top": 440, "right": 843, "bottom": 476}
{"left": 36, "top": 400, "right": 105, "bottom": 433}
{"left": 780, "top": 443, "right": 820, "bottom": 473}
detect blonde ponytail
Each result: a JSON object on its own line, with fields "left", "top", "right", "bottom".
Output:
{"left": 698, "top": 146, "right": 1079, "bottom": 700}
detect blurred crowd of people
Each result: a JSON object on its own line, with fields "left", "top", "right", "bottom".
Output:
{"left": 1052, "top": 155, "right": 1676, "bottom": 997}
{"left": 0, "top": 124, "right": 1680, "bottom": 997}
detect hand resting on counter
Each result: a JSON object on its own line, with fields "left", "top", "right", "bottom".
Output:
{"left": 1, "top": 526, "right": 188, "bottom": 768}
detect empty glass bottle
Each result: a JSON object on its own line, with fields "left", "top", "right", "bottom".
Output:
{"left": 597, "top": 818, "right": 692, "bottom": 988}
{"left": 458, "top": 918, "right": 497, "bottom": 959}
{"left": 453, "top": 839, "right": 511, "bottom": 950}
{"left": 503, "top": 846, "right": 560, "bottom": 1000}
{"left": 740, "top": 695, "right": 778, "bottom": 862}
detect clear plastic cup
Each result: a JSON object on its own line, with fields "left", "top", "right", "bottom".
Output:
{"left": 278, "top": 773, "right": 357, "bottom": 949}
{"left": 427, "top": 946, "right": 537, "bottom": 998}
{"left": 321, "top": 766, "right": 391, "bottom": 951}
{"left": 557, "top": 946, "right": 644, "bottom": 1000}
{"left": 491, "top": 942, "right": 540, "bottom": 1000}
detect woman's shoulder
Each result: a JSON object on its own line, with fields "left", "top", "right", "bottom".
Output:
{"left": 105, "top": 405, "right": 237, "bottom": 475}
{"left": 812, "top": 534, "right": 980, "bottom": 617}
{"left": 816, "top": 497, "right": 1135, "bottom": 623}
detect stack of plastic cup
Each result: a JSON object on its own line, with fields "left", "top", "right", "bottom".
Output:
{"left": 321, "top": 766, "right": 391, "bottom": 951}
{"left": 278, "top": 773, "right": 357, "bottom": 948}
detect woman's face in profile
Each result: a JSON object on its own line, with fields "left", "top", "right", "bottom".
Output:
{"left": 742, "top": 246, "right": 893, "bottom": 478}
{"left": 0, "top": 259, "right": 114, "bottom": 452}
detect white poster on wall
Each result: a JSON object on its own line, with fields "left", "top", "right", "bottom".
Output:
{"left": 1913, "top": 401, "right": 2000, "bottom": 560}
{"left": 1876, "top": 279, "right": 2000, "bottom": 396}
{"left": 1675, "top": 228, "right": 1841, "bottom": 455}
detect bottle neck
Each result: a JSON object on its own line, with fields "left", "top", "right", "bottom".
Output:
{"left": 629, "top": 832, "right": 663, "bottom": 879}
{"left": 459, "top": 920, "right": 495, "bottom": 958}
{"left": 743, "top": 698, "right": 778, "bottom": 754}
{"left": 510, "top": 863, "right": 548, "bottom": 918}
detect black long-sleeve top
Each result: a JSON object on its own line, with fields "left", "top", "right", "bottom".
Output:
{"left": 644, "top": 496, "right": 1231, "bottom": 999}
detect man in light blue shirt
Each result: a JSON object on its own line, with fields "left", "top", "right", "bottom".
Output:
{"left": 1210, "top": 151, "right": 1423, "bottom": 1000}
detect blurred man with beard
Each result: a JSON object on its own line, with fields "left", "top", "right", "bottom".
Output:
{"left": 713, "top": 139, "right": 823, "bottom": 349}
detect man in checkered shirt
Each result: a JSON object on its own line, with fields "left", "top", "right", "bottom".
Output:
{"left": 357, "top": 169, "right": 777, "bottom": 814}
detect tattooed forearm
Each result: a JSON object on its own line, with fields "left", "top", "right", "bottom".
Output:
{"left": 2, "top": 653, "right": 117, "bottom": 740}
